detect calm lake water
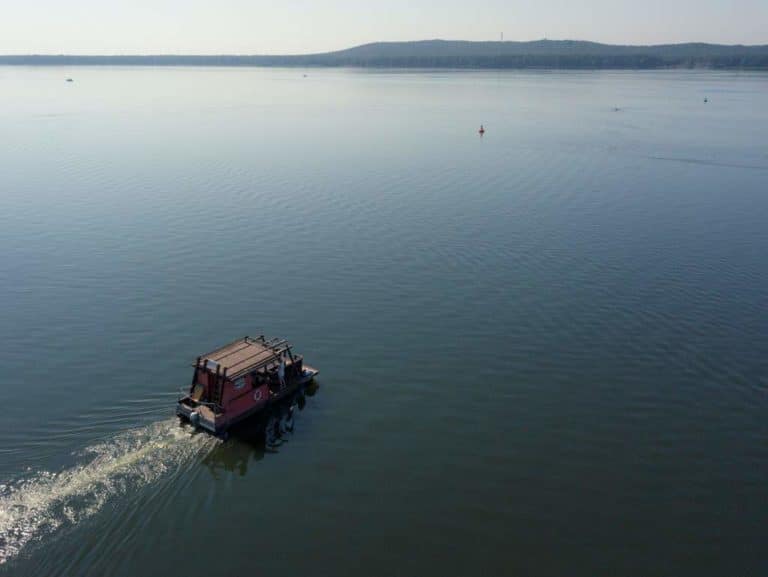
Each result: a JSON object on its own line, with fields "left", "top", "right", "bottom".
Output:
{"left": 0, "top": 66, "right": 766, "bottom": 576}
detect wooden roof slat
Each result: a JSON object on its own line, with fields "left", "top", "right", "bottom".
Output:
{"left": 210, "top": 342, "right": 253, "bottom": 363}
{"left": 195, "top": 335, "right": 292, "bottom": 378}
{"left": 226, "top": 348, "right": 277, "bottom": 372}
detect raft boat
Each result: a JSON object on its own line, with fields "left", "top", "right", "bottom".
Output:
{"left": 177, "top": 335, "right": 318, "bottom": 437}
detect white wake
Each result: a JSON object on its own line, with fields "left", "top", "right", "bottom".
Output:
{"left": 0, "top": 419, "right": 217, "bottom": 564}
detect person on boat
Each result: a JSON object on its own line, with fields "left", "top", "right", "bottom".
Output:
{"left": 479, "top": 124, "right": 485, "bottom": 135}
{"left": 278, "top": 355, "right": 286, "bottom": 387}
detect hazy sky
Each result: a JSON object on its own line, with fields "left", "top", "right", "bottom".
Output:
{"left": 1, "top": 0, "right": 766, "bottom": 54}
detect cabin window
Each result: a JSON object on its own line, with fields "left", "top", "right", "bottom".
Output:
{"left": 233, "top": 377, "right": 245, "bottom": 390}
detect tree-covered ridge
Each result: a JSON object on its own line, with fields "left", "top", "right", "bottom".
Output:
{"left": 3, "top": 39, "right": 768, "bottom": 69}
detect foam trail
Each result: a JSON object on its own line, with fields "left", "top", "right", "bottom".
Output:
{"left": 0, "top": 418, "right": 217, "bottom": 564}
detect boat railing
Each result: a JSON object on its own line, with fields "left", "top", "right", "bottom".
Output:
{"left": 177, "top": 387, "right": 223, "bottom": 413}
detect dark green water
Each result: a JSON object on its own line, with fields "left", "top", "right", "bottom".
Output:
{"left": 0, "top": 67, "right": 766, "bottom": 576}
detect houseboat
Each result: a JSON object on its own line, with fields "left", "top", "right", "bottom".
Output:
{"left": 177, "top": 335, "right": 318, "bottom": 437}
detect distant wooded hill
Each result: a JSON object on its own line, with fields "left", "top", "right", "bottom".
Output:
{"left": 3, "top": 40, "right": 768, "bottom": 69}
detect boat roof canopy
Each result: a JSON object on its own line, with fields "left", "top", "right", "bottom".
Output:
{"left": 195, "top": 335, "right": 293, "bottom": 379}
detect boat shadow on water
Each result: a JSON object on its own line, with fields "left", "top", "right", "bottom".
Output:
{"left": 201, "top": 380, "right": 320, "bottom": 477}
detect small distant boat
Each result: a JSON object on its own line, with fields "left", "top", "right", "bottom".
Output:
{"left": 704, "top": 97, "right": 709, "bottom": 103}
{"left": 478, "top": 124, "right": 485, "bottom": 135}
